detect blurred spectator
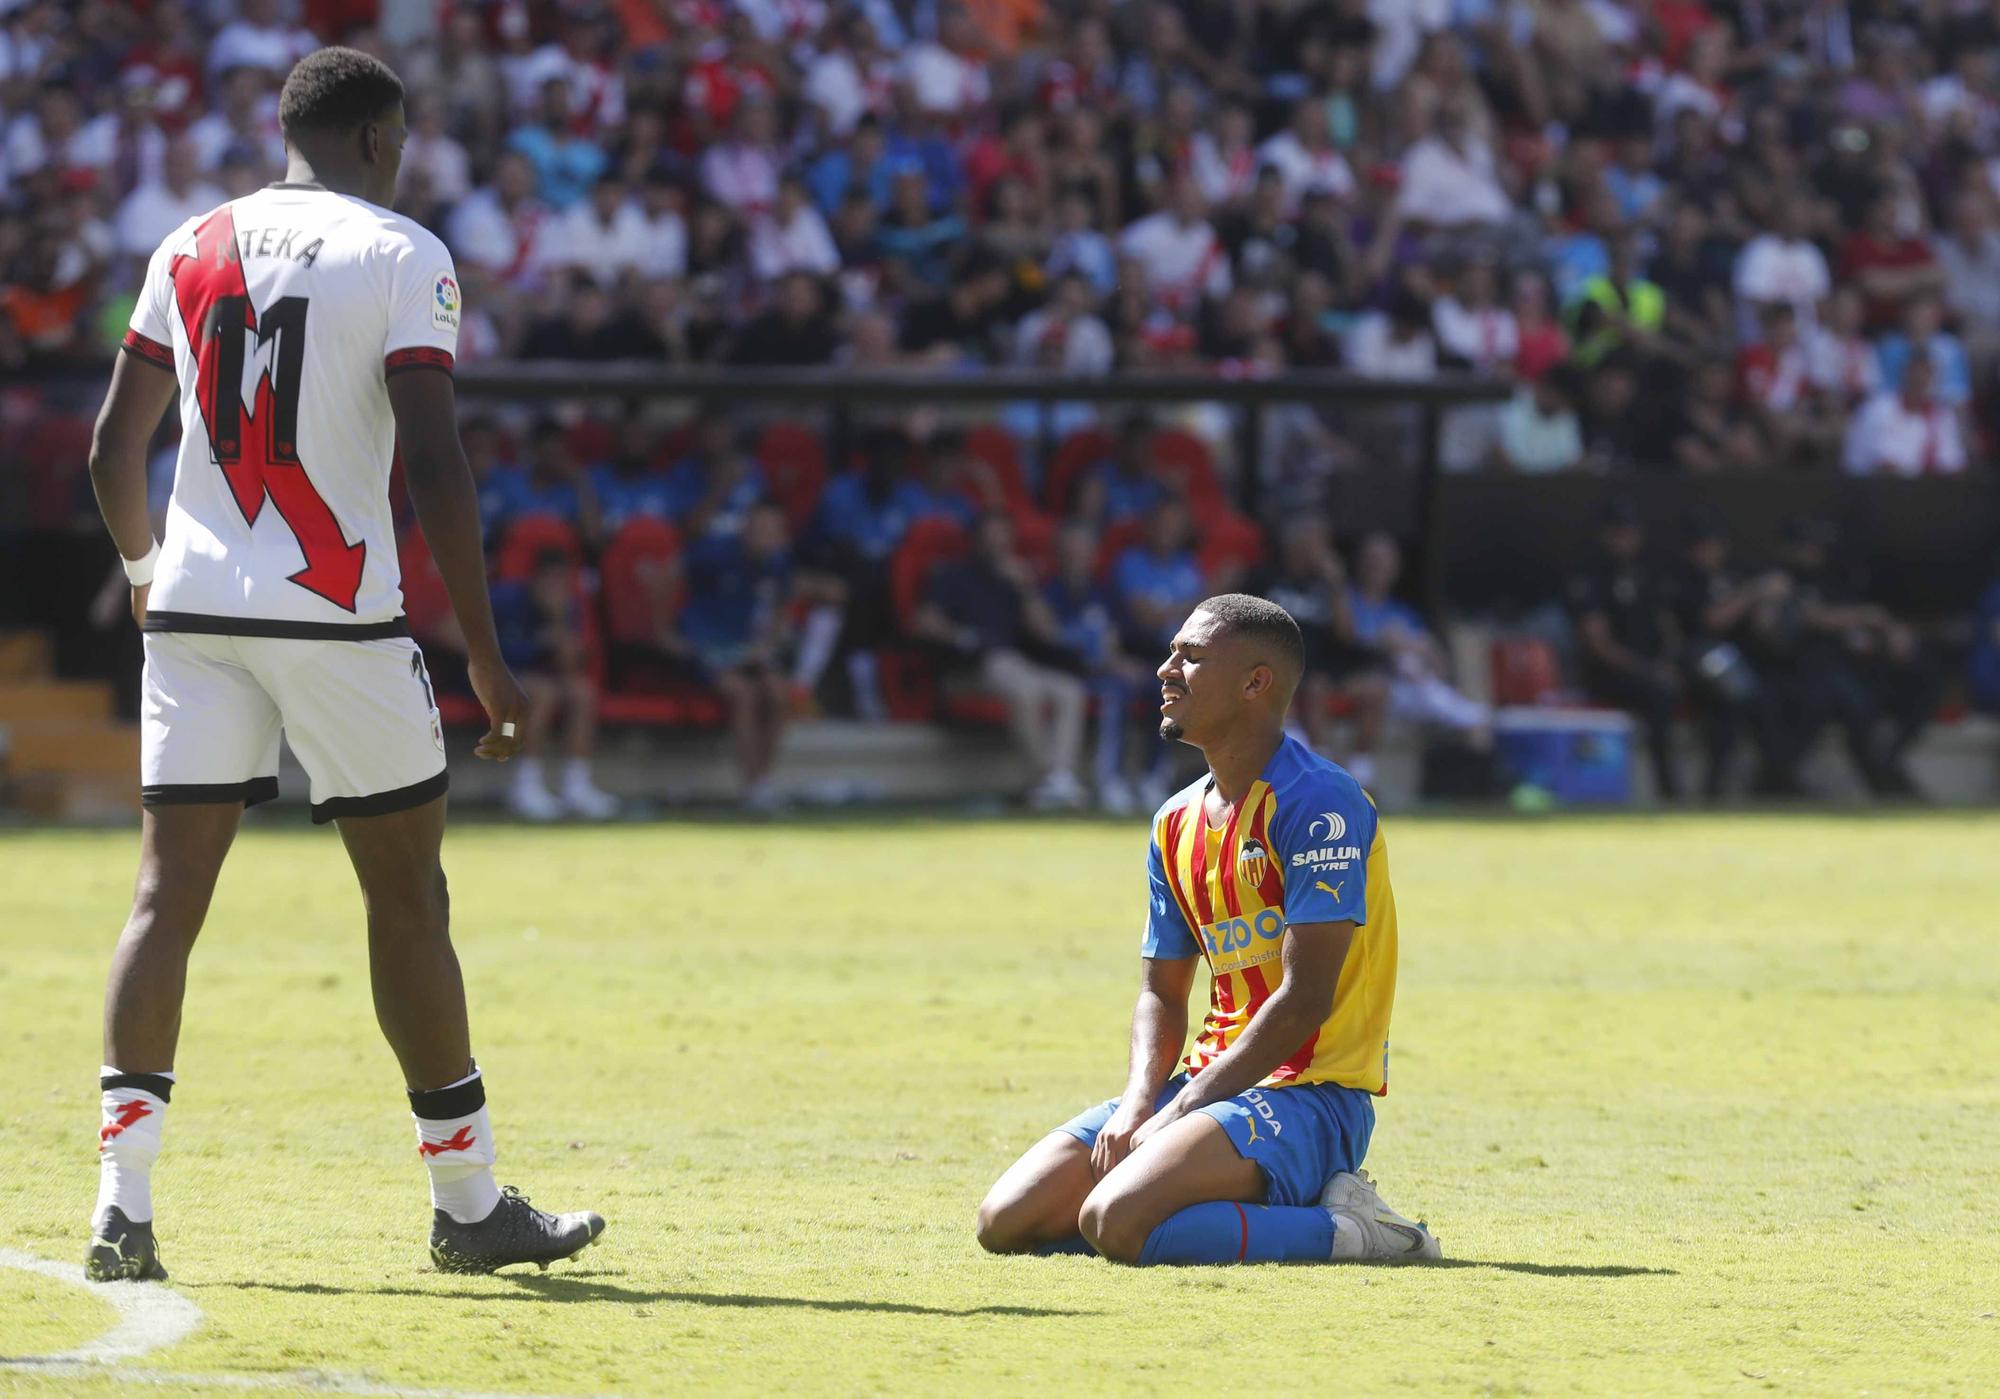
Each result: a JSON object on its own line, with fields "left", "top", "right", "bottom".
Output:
{"left": 1076, "top": 415, "right": 1166, "bottom": 526}
{"left": 1874, "top": 297, "right": 1972, "bottom": 410}
{"left": 490, "top": 549, "right": 620, "bottom": 822}
{"left": 729, "top": 271, "right": 838, "bottom": 365}
{"left": 1348, "top": 531, "right": 1497, "bottom": 755}
{"left": 546, "top": 174, "right": 652, "bottom": 279}
{"left": 1395, "top": 94, "right": 1509, "bottom": 231}
{"left": 448, "top": 151, "right": 549, "bottom": 287}
{"left": 205, "top": 0, "right": 313, "bottom": 80}
{"left": 1673, "top": 509, "right": 1789, "bottom": 798}
{"left": 1837, "top": 190, "right": 1944, "bottom": 333}
{"left": 1757, "top": 518, "right": 1927, "bottom": 795}
{"left": 1255, "top": 519, "right": 1385, "bottom": 788}
{"left": 1805, "top": 286, "right": 1883, "bottom": 404}
{"left": 914, "top": 512, "right": 1088, "bottom": 809}
{"left": 664, "top": 415, "right": 765, "bottom": 541}
{"left": 589, "top": 416, "right": 675, "bottom": 537}
{"left": 1110, "top": 497, "right": 1208, "bottom": 663}
{"left": 1044, "top": 521, "right": 1168, "bottom": 813}
{"left": 1935, "top": 192, "right": 2000, "bottom": 368}
{"left": 1119, "top": 172, "right": 1231, "bottom": 313}
{"left": 1567, "top": 229, "right": 1667, "bottom": 368}
{"left": 487, "top": 420, "right": 600, "bottom": 540}
{"left": 115, "top": 135, "right": 220, "bottom": 261}
{"left": 1567, "top": 500, "right": 1685, "bottom": 800}
{"left": 1737, "top": 305, "right": 1843, "bottom": 467}
{"left": 1496, "top": 366, "right": 1585, "bottom": 474}
{"left": 509, "top": 77, "right": 608, "bottom": 211}
{"left": 1844, "top": 356, "right": 1967, "bottom": 476}
{"left": 1971, "top": 561, "right": 2000, "bottom": 715}
{"left": 749, "top": 173, "right": 840, "bottom": 282}
{"left": 671, "top": 504, "right": 820, "bottom": 813}
{"left": 1732, "top": 195, "right": 1830, "bottom": 341}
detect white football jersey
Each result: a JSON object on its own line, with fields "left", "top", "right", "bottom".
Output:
{"left": 125, "top": 183, "right": 461, "bottom": 636}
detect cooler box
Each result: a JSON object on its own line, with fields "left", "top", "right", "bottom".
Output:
{"left": 1493, "top": 707, "right": 1634, "bottom": 804}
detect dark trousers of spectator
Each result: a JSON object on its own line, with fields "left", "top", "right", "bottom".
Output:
{"left": 1685, "top": 652, "right": 1787, "bottom": 799}
{"left": 1588, "top": 665, "right": 1681, "bottom": 801}
{"left": 1767, "top": 651, "right": 1901, "bottom": 795}
{"left": 1859, "top": 650, "right": 1940, "bottom": 771}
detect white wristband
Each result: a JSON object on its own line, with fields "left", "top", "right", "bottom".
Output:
{"left": 122, "top": 540, "right": 160, "bottom": 588}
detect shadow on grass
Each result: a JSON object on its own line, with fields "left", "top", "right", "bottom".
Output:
{"left": 1416, "top": 1259, "right": 1676, "bottom": 1278}
{"left": 203, "top": 1275, "right": 1093, "bottom": 1317}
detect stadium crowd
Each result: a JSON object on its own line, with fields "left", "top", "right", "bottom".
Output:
{"left": 4, "top": 0, "right": 2000, "bottom": 814}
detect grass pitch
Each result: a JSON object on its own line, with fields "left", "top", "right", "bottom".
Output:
{"left": 2, "top": 812, "right": 1998, "bottom": 1397}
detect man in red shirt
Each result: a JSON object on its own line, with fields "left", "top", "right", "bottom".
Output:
{"left": 1837, "top": 192, "right": 1945, "bottom": 332}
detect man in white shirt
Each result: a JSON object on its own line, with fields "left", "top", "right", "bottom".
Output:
{"left": 700, "top": 98, "right": 782, "bottom": 214}
{"left": 1732, "top": 196, "right": 1831, "bottom": 341}
{"left": 1255, "top": 100, "right": 1355, "bottom": 216}
{"left": 546, "top": 173, "right": 653, "bottom": 278}
{"left": 187, "top": 66, "right": 287, "bottom": 176}
{"left": 902, "top": 6, "right": 989, "bottom": 116}
{"left": 115, "top": 136, "right": 223, "bottom": 261}
{"left": 205, "top": 0, "right": 316, "bottom": 80}
{"left": 749, "top": 173, "right": 841, "bottom": 281}
{"left": 1843, "top": 357, "right": 1967, "bottom": 475}
{"left": 447, "top": 151, "right": 550, "bottom": 288}
{"left": 1119, "top": 173, "right": 1231, "bottom": 313}
{"left": 1396, "top": 99, "right": 1513, "bottom": 229}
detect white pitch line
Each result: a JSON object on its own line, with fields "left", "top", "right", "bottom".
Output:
{"left": 0, "top": 1247, "right": 610, "bottom": 1399}
{"left": 0, "top": 1246, "right": 203, "bottom": 1363}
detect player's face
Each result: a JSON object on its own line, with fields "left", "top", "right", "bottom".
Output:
{"left": 1158, "top": 611, "right": 1252, "bottom": 746}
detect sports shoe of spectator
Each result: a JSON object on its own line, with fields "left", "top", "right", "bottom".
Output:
{"left": 1028, "top": 770, "right": 1088, "bottom": 811}
{"left": 559, "top": 764, "right": 620, "bottom": 821}
{"left": 508, "top": 762, "right": 565, "bottom": 823}
{"left": 1097, "top": 776, "right": 1139, "bottom": 816}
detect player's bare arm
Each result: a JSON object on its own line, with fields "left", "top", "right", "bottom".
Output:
{"left": 389, "top": 369, "right": 525, "bottom": 762}
{"left": 1127, "top": 919, "right": 1352, "bottom": 1155}
{"left": 1090, "top": 954, "right": 1196, "bottom": 1180}
{"left": 87, "top": 351, "right": 179, "bottom": 626}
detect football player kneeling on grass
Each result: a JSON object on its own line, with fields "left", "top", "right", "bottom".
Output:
{"left": 976, "top": 594, "right": 1440, "bottom": 1265}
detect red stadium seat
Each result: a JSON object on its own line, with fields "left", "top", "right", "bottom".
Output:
{"left": 964, "top": 424, "right": 1032, "bottom": 513}
{"left": 495, "top": 513, "right": 584, "bottom": 581}
{"left": 395, "top": 526, "right": 454, "bottom": 641}
{"left": 22, "top": 414, "right": 94, "bottom": 530}
{"left": 756, "top": 421, "right": 829, "bottom": 532}
{"left": 1010, "top": 508, "right": 1057, "bottom": 576}
{"left": 1197, "top": 512, "right": 1264, "bottom": 584}
{"left": 1094, "top": 518, "right": 1146, "bottom": 582}
{"left": 566, "top": 420, "right": 617, "bottom": 465}
{"left": 1044, "top": 427, "right": 1114, "bottom": 514}
{"left": 1150, "top": 427, "right": 1223, "bottom": 505}
{"left": 890, "top": 517, "right": 971, "bottom": 631}
{"left": 599, "top": 516, "right": 681, "bottom": 647}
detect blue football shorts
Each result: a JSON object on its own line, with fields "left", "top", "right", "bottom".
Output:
{"left": 1055, "top": 1072, "right": 1375, "bottom": 1207}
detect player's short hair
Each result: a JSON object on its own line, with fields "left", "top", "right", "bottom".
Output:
{"left": 1196, "top": 593, "right": 1305, "bottom": 697}
{"left": 278, "top": 47, "right": 404, "bottom": 143}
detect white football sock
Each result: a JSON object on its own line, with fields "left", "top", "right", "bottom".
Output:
{"left": 96, "top": 1066, "right": 173, "bottom": 1223}
{"left": 410, "top": 1066, "right": 501, "bottom": 1224}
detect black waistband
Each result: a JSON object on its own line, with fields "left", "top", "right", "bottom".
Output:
{"left": 144, "top": 611, "right": 410, "bottom": 641}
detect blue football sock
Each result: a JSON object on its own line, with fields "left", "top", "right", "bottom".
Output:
{"left": 1136, "top": 1201, "right": 1334, "bottom": 1265}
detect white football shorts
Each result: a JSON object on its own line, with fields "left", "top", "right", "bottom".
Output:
{"left": 140, "top": 632, "right": 448, "bottom": 823}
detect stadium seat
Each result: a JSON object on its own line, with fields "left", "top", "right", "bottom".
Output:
{"left": 1044, "top": 427, "right": 1114, "bottom": 514}
{"left": 395, "top": 527, "right": 454, "bottom": 641}
{"left": 1094, "top": 518, "right": 1147, "bottom": 582}
{"left": 755, "top": 421, "right": 829, "bottom": 533}
{"left": 889, "top": 517, "right": 971, "bottom": 632}
{"left": 1150, "top": 427, "right": 1223, "bottom": 505}
{"left": 495, "top": 513, "right": 585, "bottom": 581}
{"left": 566, "top": 420, "right": 617, "bottom": 466}
{"left": 964, "top": 424, "right": 1033, "bottom": 513}
{"left": 599, "top": 516, "right": 681, "bottom": 648}
{"left": 22, "top": 414, "right": 94, "bottom": 530}
{"left": 1197, "top": 512, "right": 1265, "bottom": 584}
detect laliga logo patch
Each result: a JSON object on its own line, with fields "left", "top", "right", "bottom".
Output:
{"left": 1309, "top": 810, "right": 1347, "bottom": 842}
{"left": 431, "top": 272, "right": 460, "bottom": 332}
{"left": 1236, "top": 836, "right": 1269, "bottom": 886}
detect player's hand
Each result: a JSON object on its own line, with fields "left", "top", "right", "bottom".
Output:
{"left": 130, "top": 582, "right": 150, "bottom": 629}
{"left": 1127, "top": 1103, "right": 1182, "bottom": 1156}
{"left": 1091, "top": 1100, "right": 1155, "bottom": 1180}
{"left": 467, "top": 653, "right": 528, "bottom": 762}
